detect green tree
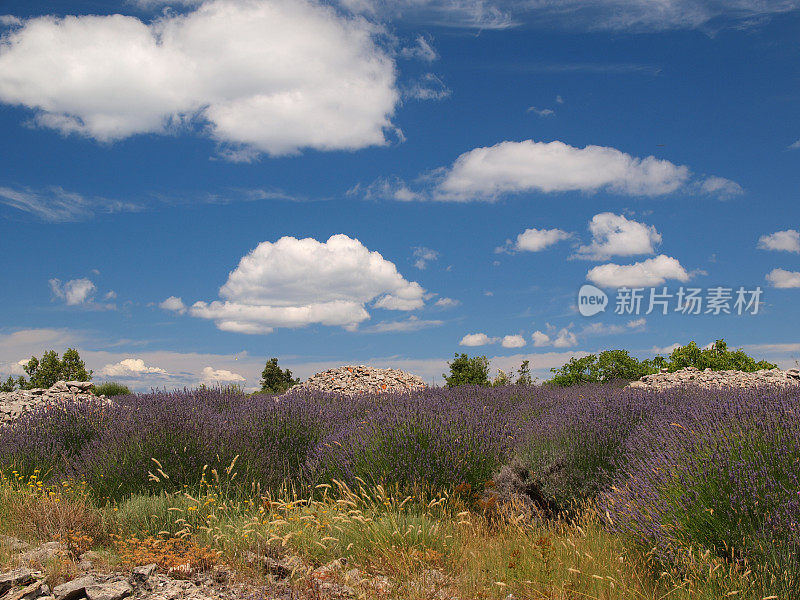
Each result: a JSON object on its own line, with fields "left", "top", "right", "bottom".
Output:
{"left": 0, "top": 376, "right": 16, "bottom": 392}
{"left": 18, "top": 349, "right": 92, "bottom": 389}
{"left": 516, "top": 359, "right": 533, "bottom": 385}
{"left": 61, "top": 348, "right": 91, "bottom": 381}
{"left": 444, "top": 353, "right": 490, "bottom": 387}
{"left": 260, "top": 358, "right": 300, "bottom": 394}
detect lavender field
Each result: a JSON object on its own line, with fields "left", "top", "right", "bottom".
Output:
{"left": 1, "top": 384, "right": 798, "bottom": 598}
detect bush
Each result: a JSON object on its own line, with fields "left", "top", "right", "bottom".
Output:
{"left": 444, "top": 353, "right": 490, "bottom": 387}
{"left": 93, "top": 382, "right": 131, "bottom": 397}
{"left": 665, "top": 339, "right": 776, "bottom": 372}
{"left": 601, "top": 386, "right": 800, "bottom": 597}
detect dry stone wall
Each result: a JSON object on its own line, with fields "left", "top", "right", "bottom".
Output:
{"left": 0, "top": 380, "right": 106, "bottom": 424}
{"left": 628, "top": 366, "right": 800, "bottom": 391}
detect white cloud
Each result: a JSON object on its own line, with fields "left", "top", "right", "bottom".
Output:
{"left": 531, "top": 330, "right": 551, "bottom": 347}
{"left": 404, "top": 73, "right": 451, "bottom": 101}
{"left": 501, "top": 334, "right": 526, "bottom": 348}
{"left": 459, "top": 333, "right": 498, "bottom": 346}
{"left": 581, "top": 322, "right": 626, "bottom": 335}
{"left": 400, "top": 34, "right": 438, "bottom": 61}
{"left": 700, "top": 176, "right": 743, "bottom": 198}
{"left": 789, "top": 139, "right": 800, "bottom": 150}
{"left": 0, "top": 186, "right": 140, "bottom": 222}
{"left": 49, "top": 278, "right": 96, "bottom": 305}
{"left": 434, "top": 297, "right": 460, "bottom": 308}
{"left": 527, "top": 106, "right": 555, "bottom": 117}
{"left": 433, "top": 140, "right": 692, "bottom": 201}
{"left": 100, "top": 358, "right": 168, "bottom": 377}
{"left": 499, "top": 227, "right": 571, "bottom": 253}
{"left": 369, "top": 315, "right": 443, "bottom": 332}
{"left": 652, "top": 343, "right": 681, "bottom": 355}
{"left": 413, "top": 246, "right": 439, "bottom": 269}
{"left": 627, "top": 317, "right": 646, "bottom": 329}
{"left": 200, "top": 366, "right": 246, "bottom": 384}
{"left": 0, "top": 0, "right": 398, "bottom": 158}
{"left": 187, "top": 234, "right": 426, "bottom": 334}
{"left": 758, "top": 230, "right": 800, "bottom": 253}
{"left": 337, "top": 0, "right": 518, "bottom": 29}
{"left": 160, "top": 296, "right": 187, "bottom": 314}
{"left": 574, "top": 212, "right": 661, "bottom": 260}
{"left": 766, "top": 268, "right": 800, "bottom": 288}
{"left": 553, "top": 328, "right": 578, "bottom": 348}
{"left": 587, "top": 255, "right": 690, "bottom": 288}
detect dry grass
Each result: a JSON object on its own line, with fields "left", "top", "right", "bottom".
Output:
{"left": 0, "top": 471, "right": 770, "bottom": 600}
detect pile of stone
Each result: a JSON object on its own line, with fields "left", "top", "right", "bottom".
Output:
{"left": 293, "top": 365, "right": 426, "bottom": 396}
{"left": 0, "top": 380, "right": 106, "bottom": 424}
{"left": 628, "top": 366, "right": 800, "bottom": 391}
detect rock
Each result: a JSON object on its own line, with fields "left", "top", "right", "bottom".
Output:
{"left": 66, "top": 381, "right": 94, "bottom": 391}
{"left": 0, "top": 381, "right": 111, "bottom": 425}
{"left": 53, "top": 575, "right": 96, "bottom": 600}
{"left": 0, "top": 568, "right": 34, "bottom": 595}
{"left": 131, "top": 564, "right": 157, "bottom": 584}
{"left": 19, "top": 542, "right": 66, "bottom": 567}
{"left": 627, "top": 367, "right": 800, "bottom": 391}
{"left": 5, "top": 579, "right": 43, "bottom": 600}
{"left": 291, "top": 366, "right": 426, "bottom": 396}
{"left": 84, "top": 580, "right": 133, "bottom": 600}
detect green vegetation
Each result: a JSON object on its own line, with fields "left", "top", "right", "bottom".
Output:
{"left": 93, "top": 381, "right": 132, "bottom": 397}
{"left": 548, "top": 339, "right": 776, "bottom": 386}
{"left": 443, "top": 353, "right": 490, "bottom": 387}
{"left": 1, "top": 348, "right": 92, "bottom": 391}
{"left": 259, "top": 357, "right": 300, "bottom": 394}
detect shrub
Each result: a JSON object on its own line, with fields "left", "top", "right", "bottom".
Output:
{"left": 601, "top": 386, "right": 800, "bottom": 598}
{"left": 665, "top": 339, "right": 776, "bottom": 372}
{"left": 93, "top": 382, "right": 131, "bottom": 397}
{"left": 549, "top": 351, "right": 659, "bottom": 387}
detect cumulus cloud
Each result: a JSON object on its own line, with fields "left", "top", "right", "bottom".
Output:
{"left": 200, "top": 366, "right": 246, "bottom": 384}
{"left": 759, "top": 230, "right": 800, "bottom": 253}
{"left": 413, "top": 246, "right": 439, "bottom": 269}
{"left": 574, "top": 212, "right": 661, "bottom": 260}
{"left": 0, "top": 0, "right": 399, "bottom": 158}
{"left": 498, "top": 227, "right": 571, "bottom": 253}
{"left": 553, "top": 328, "right": 578, "bottom": 348}
{"left": 100, "top": 358, "right": 167, "bottom": 377}
{"left": 433, "top": 140, "right": 692, "bottom": 201}
{"left": 766, "top": 268, "right": 800, "bottom": 288}
{"left": 49, "top": 278, "right": 96, "bottom": 305}
{"left": 501, "top": 334, "right": 526, "bottom": 348}
{"left": 160, "top": 296, "right": 187, "bottom": 314}
{"left": 700, "top": 176, "right": 743, "bottom": 198}
{"left": 187, "top": 234, "right": 426, "bottom": 334}
{"left": 434, "top": 297, "right": 460, "bottom": 308}
{"left": 531, "top": 331, "right": 551, "bottom": 347}
{"left": 459, "top": 333, "right": 498, "bottom": 346}
{"left": 587, "top": 255, "right": 690, "bottom": 288}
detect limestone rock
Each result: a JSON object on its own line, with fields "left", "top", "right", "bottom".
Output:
{"left": 627, "top": 367, "right": 800, "bottom": 391}
{"left": 0, "top": 381, "right": 110, "bottom": 425}
{"left": 53, "top": 575, "right": 96, "bottom": 600}
{"left": 293, "top": 365, "right": 426, "bottom": 396}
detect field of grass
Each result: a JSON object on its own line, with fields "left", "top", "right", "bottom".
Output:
{"left": 1, "top": 383, "right": 796, "bottom": 599}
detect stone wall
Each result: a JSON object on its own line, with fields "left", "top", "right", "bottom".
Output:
{"left": 628, "top": 366, "right": 800, "bottom": 391}
{"left": 293, "top": 365, "right": 426, "bottom": 395}
{"left": 0, "top": 380, "right": 106, "bottom": 424}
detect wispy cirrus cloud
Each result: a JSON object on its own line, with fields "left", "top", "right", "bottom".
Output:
{"left": 0, "top": 186, "right": 141, "bottom": 222}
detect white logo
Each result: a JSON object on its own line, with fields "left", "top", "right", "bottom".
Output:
{"left": 578, "top": 284, "right": 608, "bottom": 317}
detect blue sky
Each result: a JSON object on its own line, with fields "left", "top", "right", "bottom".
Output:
{"left": 1, "top": 0, "right": 799, "bottom": 390}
